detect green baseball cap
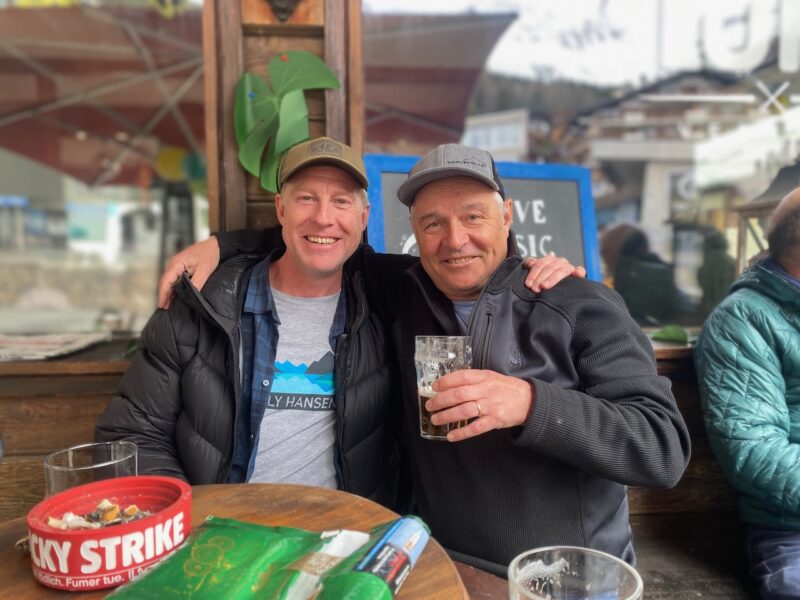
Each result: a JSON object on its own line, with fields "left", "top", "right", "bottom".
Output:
{"left": 276, "top": 137, "right": 368, "bottom": 191}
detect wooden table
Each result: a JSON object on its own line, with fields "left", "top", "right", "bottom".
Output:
{"left": 0, "top": 483, "right": 508, "bottom": 598}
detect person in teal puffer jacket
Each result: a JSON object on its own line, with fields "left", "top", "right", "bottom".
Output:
{"left": 695, "top": 187, "right": 800, "bottom": 600}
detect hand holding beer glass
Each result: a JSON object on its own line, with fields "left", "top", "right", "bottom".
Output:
{"left": 414, "top": 336, "right": 472, "bottom": 440}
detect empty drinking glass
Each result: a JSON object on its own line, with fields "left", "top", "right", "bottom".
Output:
{"left": 43, "top": 441, "right": 138, "bottom": 497}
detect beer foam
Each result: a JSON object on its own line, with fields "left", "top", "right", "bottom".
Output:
{"left": 516, "top": 557, "right": 570, "bottom": 596}
{"left": 418, "top": 386, "right": 436, "bottom": 398}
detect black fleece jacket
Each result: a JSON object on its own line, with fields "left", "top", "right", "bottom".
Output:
{"left": 373, "top": 252, "right": 690, "bottom": 575}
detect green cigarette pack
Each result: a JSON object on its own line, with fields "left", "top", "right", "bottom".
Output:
{"left": 108, "top": 515, "right": 430, "bottom": 599}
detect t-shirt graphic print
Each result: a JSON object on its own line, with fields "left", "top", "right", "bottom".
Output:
{"left": 268, "top": 351, "right": 335, "bottom": 411}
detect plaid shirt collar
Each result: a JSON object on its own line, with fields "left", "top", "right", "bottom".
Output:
{"left": 243, "top": 254, "right": 278, "bottom": 321}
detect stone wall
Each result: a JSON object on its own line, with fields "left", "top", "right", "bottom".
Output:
{"left": 0, "top": 254, "right": 158, "bottom": 333}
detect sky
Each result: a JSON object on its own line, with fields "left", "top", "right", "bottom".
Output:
{"left": 362, "top": 0, "right": 782, "bottom": 86}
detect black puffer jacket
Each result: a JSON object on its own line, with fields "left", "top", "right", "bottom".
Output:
{"left": 96, "top": 252, "right": 400, "bottom": 506}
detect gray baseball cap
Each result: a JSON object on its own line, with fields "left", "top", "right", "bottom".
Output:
{"left": 396, "top": 143, "right": 506, "bottom": 207}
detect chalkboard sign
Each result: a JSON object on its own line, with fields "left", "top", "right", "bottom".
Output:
{"left": 364, "top": 154, "right": 601, "bottom": 281}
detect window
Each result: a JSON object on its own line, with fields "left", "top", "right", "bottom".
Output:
{"left": 362, "top": 0, "right": 797, "bottom": 329}
{"left": 0, "top": 0, "right": 207, "bottom": 334}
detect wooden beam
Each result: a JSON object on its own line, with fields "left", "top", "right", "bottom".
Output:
{"left": 324, "top": 0, "right": 347, "bottom": 143}
{"left": 347, "top": 0, "right": 364, "bottom": 152}
{"left": 204, "top": 0, "right": 246, "bottom": 232}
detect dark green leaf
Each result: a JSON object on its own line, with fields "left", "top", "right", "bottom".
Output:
{"left": 260, "top": 142, "right": 281, "bottom": 193}
{"left": 238, "top": 117, "right": 277, "bottom": 177}
{"left": 268, "top": 51, "right": 340, "bottom": 96}
{"left": 257, "top": 91, "right": 309, "bottom": 193}
{"left": 234, "top": 74, "right": 276, "bottom": 146}
{"left": 233, "top": 51, "right": 338, "bottom": 193}
{"left": 274, "top": 90, "right": 309, "bottom": 155}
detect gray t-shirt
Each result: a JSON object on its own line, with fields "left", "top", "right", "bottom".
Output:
{"left": 250, "top": 287, "right": 340, "bottom": 488}
{"left": 452, "top": 300, "right": 476, "bottom": 334}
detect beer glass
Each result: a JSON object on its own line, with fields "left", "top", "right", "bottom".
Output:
{"left": 414, "top": 335, "right": 472, "bottom": 440}
{"left": 43, "top": 441, "right": 138, "bottom": 497}
{"left": 508, "top": 546, "right": 643, "bottom": 600}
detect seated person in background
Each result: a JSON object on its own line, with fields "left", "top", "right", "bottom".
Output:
{"left": 695, "top": 186, "right": 800, "bottom": 600}
{"left": 100, "top": 137, "right": 576, "bottom": 513}
{"left": 161, "top": 143, "right": 691, "bottom": 577}
{"left": 600, "top": 224, "right": 678, "bottom": 325}
{"left": 696, "top": 228, "right": 736, "bottom": 319}
{"left": 599, "top": 222, "right": 639, "bottom": 289}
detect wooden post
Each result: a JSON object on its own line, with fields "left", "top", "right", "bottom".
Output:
{"left": 324, "top": 0, "right": 346, "bottom": 144}
{"left": 204, "top": 0, "right": 363, "bottom": 231}
{"left": 347, "top": 0, "right": 364, "bottom": 152}
{"left": 203, "top": 0, "right": 246, "bottom": 232}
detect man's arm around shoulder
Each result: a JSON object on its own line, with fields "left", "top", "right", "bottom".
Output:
{"left": 216, "top": 226, "right": 284, "bottom": 262}
{"left": 534, "top": 275, "right": 627, "bottom": 311}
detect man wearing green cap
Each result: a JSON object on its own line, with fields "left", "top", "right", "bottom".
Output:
{"left": 96, "top": 137, "right": 401, "bottom": 506}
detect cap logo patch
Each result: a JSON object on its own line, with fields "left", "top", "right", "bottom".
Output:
{"left": 307, "top": 138, "right": 343, "bottom": 157}
{"left": 444, "top": 157, "right": 487, "bottom": 169}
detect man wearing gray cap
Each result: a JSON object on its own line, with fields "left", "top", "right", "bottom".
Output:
{"left": 370, "top": 144, "right": 690, "bottom": 574}
{"left": 156, "top": 142, "right": 688, "bottom": 576}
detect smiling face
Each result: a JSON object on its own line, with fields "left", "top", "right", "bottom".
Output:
{"left": 273, "top": 165, "right": 369, "bottom": 295}
{"left": 410, "top": 176, "right": 512, "bottom": 301}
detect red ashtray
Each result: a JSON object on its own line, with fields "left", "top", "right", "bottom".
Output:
{"left": 26, "top": 475, "right": 192, "bottom": 591}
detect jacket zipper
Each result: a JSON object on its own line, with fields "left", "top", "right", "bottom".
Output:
{"left": 334, "top": 333, "right": 349, "bottom": 489}
{"left": 176, "top": 277, "right": 240, "bottom": 484}
{"left": 220, "top": 323, "right": 242, "bottom": 483}
{"left": 478, "top": 313, "right": 493, "bottom": 369}
{"left": 335, "top": 272, "right": 369, "bottom": 491}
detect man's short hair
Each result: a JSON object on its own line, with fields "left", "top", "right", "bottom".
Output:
{"left": 768, "top": 204, "right": 800, "bottom": 261}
